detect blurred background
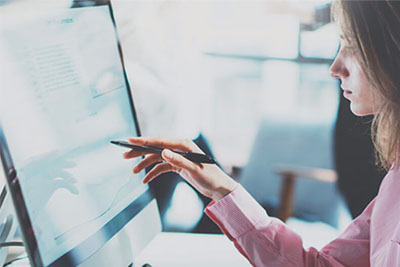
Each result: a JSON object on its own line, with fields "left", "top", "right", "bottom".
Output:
{"left": 111, "top": 0, "right": 338, "bottom": 161}
{"left": 0, "top": 0, "right": 386, "bottom": 251}
{"left": 108, "top": 0, "right": 345, "bottom": 248}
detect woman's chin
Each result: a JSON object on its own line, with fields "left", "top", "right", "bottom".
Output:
{"left": 349, "top": 103, "right": 375, "bottom": 117}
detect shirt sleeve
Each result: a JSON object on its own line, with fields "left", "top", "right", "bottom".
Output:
{"left": 205, "top": 184, "right": 373, "bottom": 267}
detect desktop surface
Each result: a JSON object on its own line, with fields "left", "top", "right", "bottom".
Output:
{"left": 7, "top": 233, "right": 251, "bottom": 267}
{"left": 136, "top": 232, "right": 251, "bottom": 267}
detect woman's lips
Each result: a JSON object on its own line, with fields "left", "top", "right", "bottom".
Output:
{"left": 343, "top": 89, "right": 352, "bottom": 98}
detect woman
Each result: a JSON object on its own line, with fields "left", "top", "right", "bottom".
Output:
{"left": 124, "top": 1, "right": 400, "bottom": 266}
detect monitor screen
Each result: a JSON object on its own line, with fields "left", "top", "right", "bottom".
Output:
{"left": 0, "top": 2, "right": 154, "bottom": 266}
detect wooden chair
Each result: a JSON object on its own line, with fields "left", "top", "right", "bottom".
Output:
{"left": 274, "top": 165, "right": 337, "bottom": 222}
{"left": 230, "top": 164, "right": 337, "bottom": 222}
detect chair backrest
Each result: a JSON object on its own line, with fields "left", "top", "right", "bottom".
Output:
{"left": 240, "top": 119, "right": 341, "bottom": 227}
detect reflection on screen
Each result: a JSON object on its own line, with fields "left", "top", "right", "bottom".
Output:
{"left": 0, "top": 6, "right": 147, "bottom": 266}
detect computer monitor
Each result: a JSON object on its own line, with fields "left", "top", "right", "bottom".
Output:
{"left": 0, "top": 1, "right": 161, "bottom": 266}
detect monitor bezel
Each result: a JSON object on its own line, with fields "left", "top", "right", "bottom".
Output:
{"left": 0, "top": 2, "right": 154, "bottom": 266}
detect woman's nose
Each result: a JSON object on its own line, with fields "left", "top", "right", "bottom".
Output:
{"left": 330, "top": 54, "right": 349, "bottom": 79}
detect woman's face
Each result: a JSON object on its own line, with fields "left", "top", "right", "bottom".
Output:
{"left": 330, "top": 39, "right": 382, "bottom": 116}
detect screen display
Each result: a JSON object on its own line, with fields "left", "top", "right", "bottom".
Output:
{"left": 0, "top": 5, "right": 148, "bottom": 266}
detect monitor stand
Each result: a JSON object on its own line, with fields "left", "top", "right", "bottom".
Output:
{"left": 0, "top": 187, "right": 19, "bottom": 267}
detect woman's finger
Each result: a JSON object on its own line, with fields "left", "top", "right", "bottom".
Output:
{"left": 142, "top": 162, "right": 174, "bottom": 184}
{"left": 161, "top": 149, "right": 199, "bottom": 172}
{"left": 128, "top": 137, "right": 201, "bottom": 153}
{"left": 133, "top": 154, "right": 163, "bottom": 174}
{"left": 124, "top": 149, "right": 151, "bottom": 159}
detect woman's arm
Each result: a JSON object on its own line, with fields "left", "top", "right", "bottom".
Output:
{"left": 206, "top": 184, "right": 373, "bottom": 267}
{"left": 124, "top": 137, "right": 372, "bottom": 267}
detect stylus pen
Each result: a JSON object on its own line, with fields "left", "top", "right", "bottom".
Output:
{"left": 110, "top": 140, "right": 216, "bottom": 164}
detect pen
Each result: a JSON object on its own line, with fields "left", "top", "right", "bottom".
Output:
{"left": 110, "top": 140, "right": 216, "bottom": 164}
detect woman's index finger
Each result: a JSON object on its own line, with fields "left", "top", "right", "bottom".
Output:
{"left": 128, "top": 137, "right": 200, "bottom": 153}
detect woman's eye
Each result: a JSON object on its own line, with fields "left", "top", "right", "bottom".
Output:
{"left": 342, "top": 44, "right": 358, "bottom": 55}
{"left": 340, "top": 39, "right": 356, "bottom": 50}
{"left": 345, "top": 46, "right": 355, "bottom": 52}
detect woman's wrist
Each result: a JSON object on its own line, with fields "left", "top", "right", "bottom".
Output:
{"left": 211, "top": 176, "right": 238, "bottom": 202}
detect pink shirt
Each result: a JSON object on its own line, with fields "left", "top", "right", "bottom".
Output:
{"left": 205, "top": 166, "right": 400, "bottom": 267}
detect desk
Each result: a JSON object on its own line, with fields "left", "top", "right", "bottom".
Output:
{"left": 7, "top": 233, "right": 251, "bottom": 267}
{"left": 136, "top": 233, "right": 251, "bottom": 267}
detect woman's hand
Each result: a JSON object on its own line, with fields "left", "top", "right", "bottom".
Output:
{"left": 123, "top": 137, "right": 238, "bottom": 201}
